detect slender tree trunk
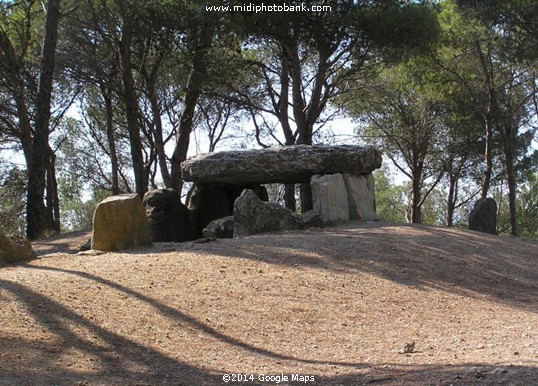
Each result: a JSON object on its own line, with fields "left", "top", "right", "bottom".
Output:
{"left": 0, "top": 37, "right": 34, "bottom": 164}
{"left": 170, "top": 68, "right": 202, "bottom": 194}
{"left": 26, "top": 0, "right": 61, "bottom": 239}
{"left": 506, "top": 155, "right": 517, "bottom": 236}
{"left": 102, "top": 86, "right": 120, "bottom": 195}
{"left": 46, "top": 148, "right": 60, "bottom": 232}
{"left": 118, "top": 19, "right": 147, "bottom": 197}
{"left": 502, "top": 126, "right": 517, "bottom": 236}
{"left": 446, "top": 156, "right": 466, "bottom": 227}
{"left": 481, "top": 112, "right": 494, "bottom": 199}
{"left": 146, "top": 76, "right": 171, "bottom": 187}
{"left": 411, "top": 151, "right": 423, "bottom": 224}
{"left": 285, "top": 42, "right": 328, "bottom": 213}
{"left": 411, "top": 178, "right": 422, "bottom": 223}
{"left": 297, "top": 122, "right": 314, "bottom": 213}
{"left": 0, "top": 31, "right": 35, "bottom": 222}
{"left": 289, "top": 53, "right": 314, "bottom": 213}
{"left": 476, "top": 41, "right": 496, "bottom": 200}
{"left": 279, "top": 47, "right": 295, "bottom": 146}
{"left": 446, "top": 172, "right": 458, "bottom": 227}
{"left": 170, "top": 27, "right": 212, "bottom": 195}
{"left": 279, "top": 46, "right": 297, "bottom": 212}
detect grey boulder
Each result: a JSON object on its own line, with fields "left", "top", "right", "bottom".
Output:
{"left": 203, "top": 216, "right": 234, "bottom": 239}
{"left": 233, "top": 190, "right": 304, "bottom": 237}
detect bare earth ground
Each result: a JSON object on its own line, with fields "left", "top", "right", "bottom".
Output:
{"left": 1, "top": 222, "right": 538, "bottom": 386}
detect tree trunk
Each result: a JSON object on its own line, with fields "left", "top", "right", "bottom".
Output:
{"left": 411, "top": 151, "right": 423, "bottom": 224}
{"left": 283, "top": 184, "right": 296, "bottom": 212}
{"left": 0, "top": 33, "right": 34, "bottom": 164}
{"left": 46, "top": 148, "right": 61, "bottom": 232}
{"left": 297, "top": 123, "right": 314, "bottom": 213}
{"left": 279, "top": 46, "right": 297, "bottom": 212}
{"left": 118, "top": 19, "right": 147, "bottom": 197}
{"left": 170, "top": 68, "right": 202, "bottom": 195}
{"left": 481, "top": 112, "right": 494, "bottom": 199}
{"left": 476, "top": 41, "right": 496, "bottom": 200}
{"left": 146, "top": 75, "right": 171, "bottom": 188}
{"left": 285, "top": 41, "right": 327, "bottom": 213}
{"left": 411, "top": 179, "right": 422, "bottom": 224}
{"left": 102, "top": 86, "right": 120, "bottom": 195}
{"left": 26, "top": 0, "right": 61, "bottom": 239}
{"left": 502, "top": 126, "right": 517, "bottom": 236}
{"left": 170, "top": 27, "right": 213, "bottom": 195}
{"left": 279, "top": 46, "right": 295, "bottom": 146}
{"left": 446, "top": 172, "right": 457, "bottom": 227}
{"left": 0, "top": 34, "right": 36, "bottom": 230}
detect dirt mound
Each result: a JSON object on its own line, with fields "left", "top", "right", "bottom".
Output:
{"left": 2, "top": 222, "right": 538, "bottom": 385}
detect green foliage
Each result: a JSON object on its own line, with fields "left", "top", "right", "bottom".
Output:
{"left": 455, "top": 0, "right": 538, "bottom": 61}
{"left": 373, "top": 168, "right": 408, "bottom": 224}
{"left": 375, "top": 168, "right": 453, "bottom": 226}
{"left": 0, "top": 166, "right": 26, "bottom": 236}
{"left": 58, "top": 183, "right": 109, "bottom": 232}
{"left": 420, "top": 188, "right": 448, "bottom": 226}
{"left": 516, "top": 174, "right": 538, "bottom": 238}
{"left": 54, "top": 114, "right": 129, "bottom": 231}
{"left": 55, "top": 115, "right": 132, "bottom": 193}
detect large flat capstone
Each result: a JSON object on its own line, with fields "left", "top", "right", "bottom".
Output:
{"left": 181, "top": 145, "right": 382, "bottom": 184}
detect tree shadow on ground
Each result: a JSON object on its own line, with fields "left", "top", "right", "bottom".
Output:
{"left": 4, "top": 223, "right": 537, "bottom": 385}
{"left": 0, "top": 279, "right": 221, "bottom": 386}
{"left": 3, "top": 271, "right": 537, "bottom": 386}
{"left": 186, "top": 223, "right": 538, "bottom": 313}
{"left": 9, "top": 265, "right": 371, "bottom": 369}
{"left": 314, "top": 363, "right": 538, "bottom": 385}
{"left": 2, "top": 265, "right": 378, "bottom": 385}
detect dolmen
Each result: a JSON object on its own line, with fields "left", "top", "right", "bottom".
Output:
{"left": 90, "top": 145, "right": 383, "bottom": 248}
{"left": 182, "top": 145, "right": 382, "bottom": 237}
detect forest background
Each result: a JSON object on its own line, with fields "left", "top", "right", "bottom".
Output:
{"left": 1, "top": 0, "right": 537, "bottom": 240}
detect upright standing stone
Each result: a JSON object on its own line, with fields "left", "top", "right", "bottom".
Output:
{"left": 469, "top": 197, "right": 497, "bottom": 235}
{"left": 343, "top": 173, "right": 378, "bottom": 220}
{"left": 143, "top": 188, "right": 194, "bottom": 242}
{"left": 311, "top": 174, "right": 350, "bottom": 224}
{"left": 92, "top": 194, "right": 153, "bottom": 251}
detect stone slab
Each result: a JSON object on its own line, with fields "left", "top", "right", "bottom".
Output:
{"left": 181, "top": 145, "right": 382, "bottom": 184}
{"left": 311, "top": 174, "right": 350, "bottom": 224}
{"left": 343, "top": 173, "right": 378, "bottom": 220}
